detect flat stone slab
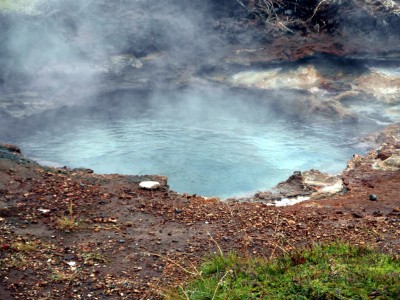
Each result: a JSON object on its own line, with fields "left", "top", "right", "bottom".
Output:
{"left": 139, "top": 181, "right": 161, "bottom": 190}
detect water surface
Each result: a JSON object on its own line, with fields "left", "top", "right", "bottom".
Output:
{"left": 3, "top": 86, "right": 379, "bottom": 198}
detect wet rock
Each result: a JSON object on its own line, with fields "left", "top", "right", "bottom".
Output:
{"left": 363, "top": 125, "right": 400, "bottom": 149}
{"left": 303, "top": 170, "right": 344, "bottom": 199}
{"left": 382, "top": 127, "right": 400, "bottom": 144}
{"left": 253, "top": 191, "right": 272, "bottom": 201}
{"left": 249, "top": 169, "right": 345, "bottom": 205}
{"left": 273, "top": 171, "right": 314, "bottom": 198}
{"left": 346, "top": 154, "right": 364, "bottom": 170}
{"left": 306, "top": 96, "right": 358, "bottom": 121}
{"left": 383, "top": 155, "right": 400, "bottom": 168}
{"left": 139, "top": 181, "right": 161, "bottom": 190}
{"left": 229, "top": 65, "right": 321, "bottom": 91}
{"left": 354, "top": 69, "right": 400, "bottom": 103}
{"left": 377, "top": 148, "right": 394, "bottom": 160}
{"left": 372, "top": 146, "right": 400, "bottom": 171}
{"left": 0, "top": 144, "right": 21, "bottom": 154}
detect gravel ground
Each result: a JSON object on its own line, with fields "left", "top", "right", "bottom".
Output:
{"left": 1, "top": 127, "right": 400, "bottom": 299}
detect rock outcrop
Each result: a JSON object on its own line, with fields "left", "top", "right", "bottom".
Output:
{"left": 235, "top": 124, "right": 400, "bottom": 205}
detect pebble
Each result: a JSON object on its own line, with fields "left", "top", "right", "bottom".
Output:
{"left": 369, "top": 194, "right": 378, "bottom": 201}
{"left": 139, "top": 181, "right": 160, "bottom": 190}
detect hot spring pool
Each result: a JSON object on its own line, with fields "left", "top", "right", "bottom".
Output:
{"left": 2, "top": 86, "right": 378, "bottom": 198}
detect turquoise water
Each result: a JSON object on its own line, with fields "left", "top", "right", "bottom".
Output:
{"left": 6, "top": 87, "right": 372, "bottom": 198}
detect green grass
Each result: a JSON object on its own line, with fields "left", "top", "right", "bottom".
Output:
{"left": 0, "top": 0, "right": 39, "bottom": 14}
{"left": 166, "top": 243, "right": 400, "bottom": 299}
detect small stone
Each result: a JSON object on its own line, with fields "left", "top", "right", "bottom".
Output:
{"left": 38, "top": 208, "right": 51, "bottom": 214}
{"left": 67, "top": 261, "right": 76, "bottom": 267}
{"left": 139, "top": 181, "right": 160, "bottom": 190}
{"left": 118, "top": 239, "right": 126, "bottom": 243}
{"left": 369, "top": 194, "right": 378, "bottom": 201}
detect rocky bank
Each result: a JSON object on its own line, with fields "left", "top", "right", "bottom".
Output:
{"left": 0, "top": 124, "right": 400, "bottom": 299}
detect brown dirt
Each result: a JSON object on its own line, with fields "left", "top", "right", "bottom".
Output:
{"left": 1, "top": 127, "right": 400, "bottom": 299}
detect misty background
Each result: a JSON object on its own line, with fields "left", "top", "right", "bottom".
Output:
{"left": 0, "top": 0, "right": 239, "bottom": 88}
{"left": 0, "top": 0, "right": 245, "bottom": 133}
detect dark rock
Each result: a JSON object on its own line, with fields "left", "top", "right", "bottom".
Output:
{"left": 369, "top": 194, "right": 378, "bottom": 201}
{"left": 377, "top": 149, "right": 394, "bottom": 161}
{"left": 352, "top": 212, "right": 363, "bottom": 218}
{"left": 0, "top": 144, "right": 21, "bottom": 154}
{"left": 63, "top": 254, "right": 77, "bottom": 260}
{"left": 272, "top": 171, "right": 314, "bottom": 198}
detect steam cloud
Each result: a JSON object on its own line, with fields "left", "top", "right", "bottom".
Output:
{"left": 0, "top": 0, "right": 238, "bottom": 115}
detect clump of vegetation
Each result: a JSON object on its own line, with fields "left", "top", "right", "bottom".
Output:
{"left": 166, "top": 242, "right": 400, "bottom": 299}
{"left": 50, "top": 269, "right": 78, "bottom": 284}
{"left": 56, "top": 201, "right": 79, "bottom": 232}
{"left": 235, "top": 0, "right": 337, "bottom": 33}
{"left": 82, "top": 251, "right": 108, "bottom": 266}
{"left": 11, "top": 241, "right": 37, "bottom": 252}
{"left": 235, "top": 0, "right": 400, "bottom": 34}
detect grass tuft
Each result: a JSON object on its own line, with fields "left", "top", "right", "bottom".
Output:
{"left": 11, "top": 241, "right": 37, "bottom": 252}
{"left": 56, "top": 201, "right": 79, "bottom": 232}
{"left": 165, "top": 242, "right": 400, "bottom": 299}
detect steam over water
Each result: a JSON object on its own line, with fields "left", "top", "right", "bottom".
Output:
{"left": 4, "top": 87, "right": 375, "bottom": 198}
{"left": 0, "top": 1, "right": 396, "bottom": 198}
